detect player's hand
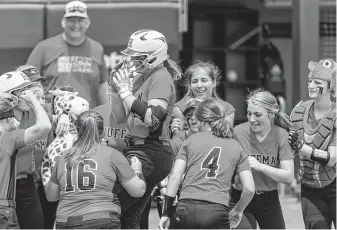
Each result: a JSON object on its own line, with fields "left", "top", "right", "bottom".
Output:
{"left": 229, "top": 208, "right": 243, "bottom": 229}
{"left": 112, "top": 68, "right": 133, "bottom": 99}
{"left": 130, "top": 156, "right": 142, "bottom": 173}
{"left": 158, "top": 216, "right": 170, "bottom": 230}
{"left": 248, "top": 156, "right": 263, "bottom": 171}
{"left": 288, "top": 129, "right": 304, "bottom": 151}
{"left": 171, "top": 118, "right": 183, "bottom": 134}
{"left": 56, "top": 114, "right": 70, "bottom": 136}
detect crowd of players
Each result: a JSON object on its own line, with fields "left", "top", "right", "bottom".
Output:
{"left": 0, "top": 0, "right": 336, "bottom": 229}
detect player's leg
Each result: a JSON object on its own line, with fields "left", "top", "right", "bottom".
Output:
{"left": 170, "top": 200, "right": 196, "bottom": 229}
{"left": 140, "top": 198, "right": 151, "bottom": 229}
{"left": 301, "top": 184, "right": 331, "bottom": 229}
{"left": 15, "top": 175, "right": 44, "bottom": 229}
{"left": 254, "top": 191, "right": 285, "bottom": 229}
{"left": 37, "top": 182, "right": 58, "bottom": 229}
{"left": 120, "top": 141, "right": 174, "bottom": 229}
{"left": 327, "top": 179, "right": 336, "bottom": 228}
{"left": 194, "top": 201, "right": 230, "bottom": 229}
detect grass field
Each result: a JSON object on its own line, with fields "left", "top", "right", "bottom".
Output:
{"left": 148, "top": 197, "right": 305, "bottom": 229}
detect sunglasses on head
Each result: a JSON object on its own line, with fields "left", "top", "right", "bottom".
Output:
{"left": 66, "top": 5, "right": 87, "bottom": 13}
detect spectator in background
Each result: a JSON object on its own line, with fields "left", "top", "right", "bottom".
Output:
{"left": 26, "top": 0, "right": 109, "bottom": 109}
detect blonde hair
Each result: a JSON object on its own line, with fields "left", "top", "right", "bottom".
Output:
{"left": 0, "top": 95, "right": 16, "bottom": 134}
{"left": 195, "top": 99, "right": 232, "bottom": 138}
{"left": 64, "top": 110, "right": 103, "bottom": 167}
{"left": 181, "top": 61, "right": 222, "bottom": 99}
{"left": 247, "top": 88, "right": 293, "bottom": 130}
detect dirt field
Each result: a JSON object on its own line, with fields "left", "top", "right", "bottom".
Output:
{"left": 148, "top": 197, "right": 305, "bottom": 229}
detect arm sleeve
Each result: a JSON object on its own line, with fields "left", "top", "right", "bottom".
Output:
{"left": 99, "top": 48, "right": 109, "bottom": 83}
{"left": 111, "top": 151, "right": 136, "bottom": 183}
{"left": 148, "top": 69, "right": 174, "bottom": 102}
{"left": 26, "top": 42, "right": 45, "bottom": 73}
{"left": 3, "top": 129, "right": 26, "bottom": 155}
{"left": 278, "top": 129, "right": 295, "bottom": 160}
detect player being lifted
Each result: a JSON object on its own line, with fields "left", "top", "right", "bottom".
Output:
{"left": 288, "top": 59, "right": 336, "bottom": 229}
{"left": 159, "top": 99, "right": 255, "bottom": 229}
{"left": 109, "top": 29, "right": 182, "bottom": 228}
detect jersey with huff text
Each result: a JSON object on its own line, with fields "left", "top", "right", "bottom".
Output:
{"left": 93, "top": 103, "right": 127, "bottom": 152}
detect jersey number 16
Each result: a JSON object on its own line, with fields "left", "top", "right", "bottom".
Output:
{"left": 65, "top": 159, "right": 98, "bottom": 193}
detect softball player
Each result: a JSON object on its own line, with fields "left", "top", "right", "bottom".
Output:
{"left": 0, "top": 72, "right": 51, "bottom": 228}
{"left": 171, "top": 61, "right": 236, "bottom": 136}
{"left": 231, "top": 88, "right": 294, "bottom": 229}
{"left": 44, "top": 110, "right": 146, "bottom": 229}
{"left": 288, "top": 59, "right": 336, "bottom": 229}
{"left": 109, "top": 29, "right": 182, "bottom": 228}
{"left": 159, "top": 99, "right": 255, "bottom": 229}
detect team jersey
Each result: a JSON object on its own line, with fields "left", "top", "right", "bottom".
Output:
{"left": 126, "top": 67, "right": 176, "bottom": 141}
{"left": 26, "top": 34, "right": 108, "bottom": 108}
{"left": 233, "top": 122, "right": 294, "bottom": 191}
{"left": 175, "top": 96, "right": 236, "bottom": 118}
{"left": 16, "top": 111, "right": 53, "bottom": 178}
{"left": 93, "top": 103, "right": 127, "bottom": 152}
{"left": 0, "top": 129, "right": 25, "bottom": 200}
{"left": 50, "top": 144, "right": 135, "bottom": 216}
{"left": 176, "top": 132, "right": 250, "bottom": 206}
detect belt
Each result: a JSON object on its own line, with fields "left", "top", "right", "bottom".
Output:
{"left": 0, "top": 200, "right": 16, "bottom": 208}
{"left": 126, "top": 137, "right": 170, "bottom": 146}
{"left": 255, "top": 190, "right": 274, "bottom": 195}
{"left": 55, "top": 211, "right": 113, "bottom": 223}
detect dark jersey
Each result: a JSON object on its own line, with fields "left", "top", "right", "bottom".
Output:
{"left": 233, "top": 122, "right": 294, "bottom": 191}
{"left": 126, "top": 67, "right": 175, "bottom": 141}
{"left": 176, "top": 132, "right": 250, "bottom": 206}
{"left": 93, "top": 103, "right": 127, "bottom": 152}
{"left": 0, "top": 129, "right": 25, "bottom": 200}
{"left": 50, "top": 144, "right": 135, "bottom": 216}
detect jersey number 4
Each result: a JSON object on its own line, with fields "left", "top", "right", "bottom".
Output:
{"left": 201, "top": 147, "right": 222, "bottom": 178}
{"left": 65, "top": 159, "right": 97, "bottom": 193}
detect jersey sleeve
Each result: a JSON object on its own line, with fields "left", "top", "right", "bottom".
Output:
{"left": 3, "top": 129, "right": 25, "bottom": 155}
{"left": 111, "top": 151, "right": 136, "bottom": 183}
{"left": 278, "top": 129, "right": 294, "bottom": 161}
{"left": 175, "top": 141, "right": 188, "bottom": 162}
{"left": 220, "top": 100, "right": 236, "bottom": 116}
{"left": 235, "top": 147, "right": 251, "bottom": 173}
{"left": 148, "top": 68, "right": 174, "bottom": 102}
{"left": 26, "top": 41, "right": 45, "bottom": 73}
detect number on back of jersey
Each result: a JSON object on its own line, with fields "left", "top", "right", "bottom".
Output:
{"left": 201, "top": 147, "right": 222, "bottom": 179}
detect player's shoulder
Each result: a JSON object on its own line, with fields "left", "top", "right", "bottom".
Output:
{"left": 274, "top": 126, "right": 289, "bottom": 142}
{"left": 150, "top": 67, "right": 173, "bottom": 82}
{"left": 93, "top": 103, "right": 110, "bottom": 114}
{"left": 233, "top": 122, "right": 250, "bottom": 135}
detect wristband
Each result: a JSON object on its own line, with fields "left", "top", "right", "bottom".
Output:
{"left": 161, "top": 194, "right": 175, "bottom": 217}
{"left": 310, "top": 148, "right": 330, "bottom": 165}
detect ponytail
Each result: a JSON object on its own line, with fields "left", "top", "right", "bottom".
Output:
{"left": 210, "top": 116, "right": 233, "bottom": 138}
{"left": 274, "top": 111, "right": 293, "bottom": 131}
{"left": 164, "top": 58, "right": 182, "bottom": 81}
{"left": 64, "top": 111, "right": 103, "bottom": 168}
